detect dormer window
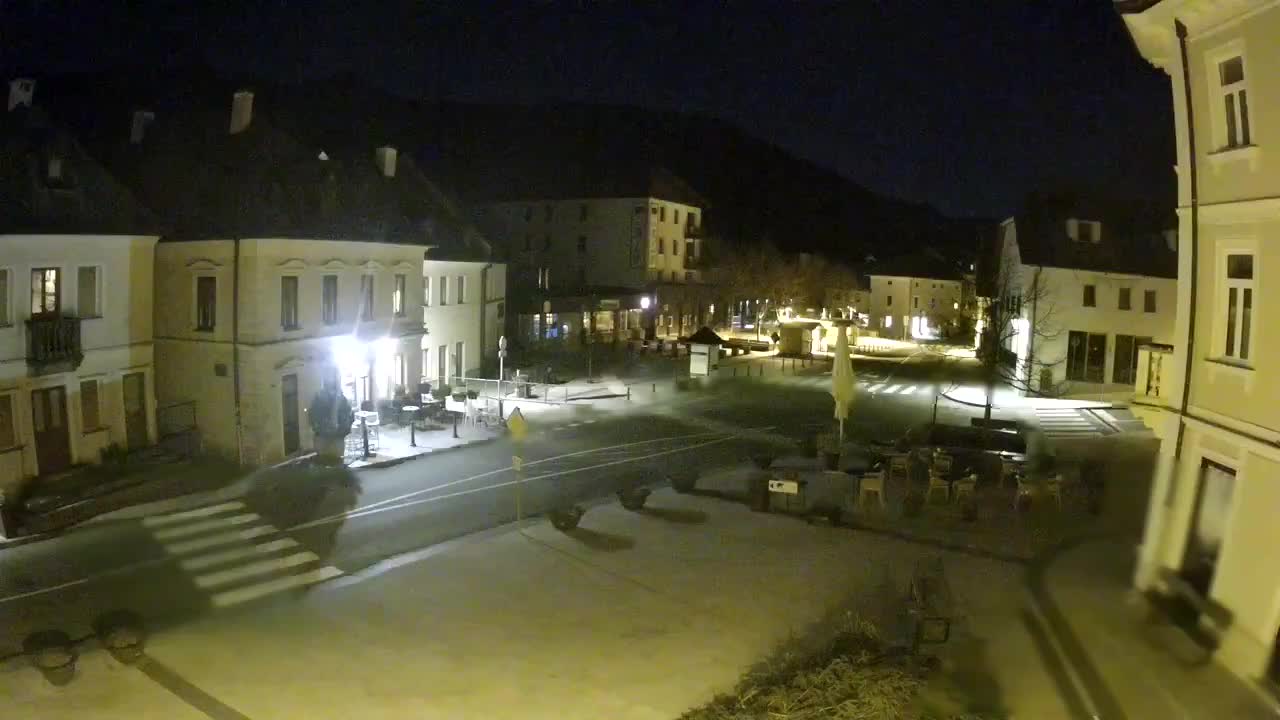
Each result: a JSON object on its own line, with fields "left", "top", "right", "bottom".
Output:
{"left": 1068, "top": 219, "right": 1101, "bottom": 244}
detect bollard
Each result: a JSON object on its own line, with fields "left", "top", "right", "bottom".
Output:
{"left": 733, "top": 366, "right": 737, "bottom": 377}
{"left": 452, "top": 411, "right": 459, "bottom": 438}
{"left": 652, "top": 382, "right": 657, "bottom": 393}
{"left": 627, "top": 386, "right": 632, "bottom": 401}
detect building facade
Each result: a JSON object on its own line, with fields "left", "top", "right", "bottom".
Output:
{"left": 993, "top": 214, "right": 1178, "bottom": 397}
{"left": 867, "top": 252, "right": 965, "bottom": 341}
{"left": 473, "top": 170, "right": 717, "bottom": 347}
{"left": 1120, "top": 0, "right": 1280, "bottom": 686}
{"left": 153, "top": 238, "right": 429, "bottom": 465}
{"left": 1, "top": 80, "right": 159, "bottom": 498}
{"left": 421, "top": 258, "right": 506, "bottom": 387}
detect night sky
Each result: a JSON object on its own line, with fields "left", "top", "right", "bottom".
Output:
{"left": 2, "top": 0, "right": 1173, "bottom": 218}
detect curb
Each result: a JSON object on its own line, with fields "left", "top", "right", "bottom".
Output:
{"left": 352, "top": 435, "right": 501, "bottom": 471}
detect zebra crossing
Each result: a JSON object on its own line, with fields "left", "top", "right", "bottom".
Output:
{"left": 779, "top": 373, "right": 936, "bottom": 397}
{"left": 142, "top": 500, "right": 342, "bottom": 609}
{"left": 1034, "top": 407, "right": 1110, "bottom": 439}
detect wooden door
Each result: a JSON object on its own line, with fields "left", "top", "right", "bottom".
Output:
{"left": 281, "top": 373, "right": 300, "bottom": 455}
{"left": 31, "top": 386, "right": 71, "bottom": 474}
{"left": 122, "top": 372, "right": 148, "bottom": 450}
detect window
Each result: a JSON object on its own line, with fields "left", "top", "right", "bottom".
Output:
{"left": 393, "top": 354, "right": 405, "bottom": 391}
{"left": 1078, "top": 222, "right": 1095, "bottom": 244}
{"left": 1219, "top": 56, "right": 1251, "bottom": 149}
{"left": 0, "top": 394, "right": 14, "bottom": 449}
{"left": 929, "top": 298, "right": 936, "bottom": 309}
{"left": 579, "top": 204, "right": 588, "bottom": 221}
{"left": 1118, "top": 287, "right": 1131, "bottom": 311}
{"left": 423, "top": 276, "right": 432, "bottom": 308}
{"left": 1144, "top": 289, "right": 1157, "bottom": 313}
{"left": 1066, "top": 331, "right": 1107, "bottom": 383}
{"left": 660, "top": 206, "right": 666, "bottom": 222}
{"left": 360, "top": 275, "right": 375, "bottom": 321}
{"left": 659, "top": 238, "right": 665, "bottom": 255}
{"left": 886, "top": 295, "right": 892, "bottom": 307}
{"left": 195, "top": 276, "right": 216, "bottom": 330}
{"left": 537, "top": 267, "right": 550, "bottom": 290}
{"left": 393, "top": 274, "right": 406, "bottom": 316}
{"left": 912, "top": 296, "right": 919, "bottom": 309}
{"left": 686, "top": 271, "right": 695, "bottom": 283}
{"left": 0, "top": 268, "right": 10, "bottom": 326}
{"left": 577, "top": 236, "right": 587, "bottom": 253}
{"left": 1082, "top": 284, "right": 1096, "bottom": 308}
{"left": 1223, "top": 253, "right": 1254, "bottom": 361}
{"left": 31, "top": 267, "right": 60, "bottom": 315}
{"left": 438, "top": 276, "right": 448, "bottom": 306}
{"left": 80, "top": 379, "right": 100, "bottom": 430}
{"left": 673, "top": 238, "right": 680, "bottom": 256}
{"left": 685, "top": 239, "right": 694, "bottom": 257}
{"left": 673, "top": 209, "right": 680, "bottom": 225}
{"left": 456, "top": 275, "right": 465, "bottom": 304}
{"left": 1113, "top": 335, "right": 1151, "bottom": 385}
{"left": 77, "top": 266, "right": 100, "bottom": 317}
{"left": 280, "top": 275, "right": 299, "bottom": 329}
{"left": 455, "top": 341, "right": 465, "bottom": 380}
{"left": 322, "top": 275, "right": 338, "bottom": 325}
{"left": 497, "top": 301, "right": 505, "bottom": 319}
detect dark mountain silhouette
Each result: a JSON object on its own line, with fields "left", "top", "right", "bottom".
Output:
{"left": 33, "top": 68, "right": 977, "bottom": 263}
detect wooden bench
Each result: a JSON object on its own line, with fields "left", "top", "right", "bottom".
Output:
{"left": 1147, "top": 567, "right": 1233, "bottom": 662}
{"left": 908, "top": 557, "right": 954, "bottom": 650}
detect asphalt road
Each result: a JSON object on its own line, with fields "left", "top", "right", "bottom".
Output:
{"left": 0, "top": 368, "right": 946, "bottom": 660}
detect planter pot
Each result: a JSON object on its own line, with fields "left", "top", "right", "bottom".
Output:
{"left": 466, "top": 390, "right": 479, "bottom": 400}
{"left": 618, "top": 488, "right": 650, "bottom": 511}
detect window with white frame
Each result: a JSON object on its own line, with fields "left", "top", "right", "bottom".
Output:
{"left": 0, "top": 393, "right": 15, "bottom": 449}
{"left": 0, "top": 268, "right": 10, "bottom": 326}
{"left": 322, "top": 275, "right": 339, "bottom": 325}
{"left": 1144, "top": 289, "right": 1156, "bottom": 313}
{"left": 1118, "top": 287, "right": 1131, "bottom": 311}
{"left": 1217, "top": 55, "right": 1251, "bottom": 150}
{"left": 1222, "top": 253, "right": 1254, "bottom": 362}
{"left": 456, "top": 275, "right": 465, "bottom": 304}
{"left": 77, "top": 266, "right": 100, "bottom": 317}
{"left": 360, "top": 275, "right": 375, "bottom": 321}
{"left": 393, "top": 274, "right": 406, "bottom": 317}
{"left": 439, "top": 275, "right": 448, "bottom": 306}
{"left": 423, "top": 276, "right": 431, "bottom": 307}
{"left": 280, "top": 275, "right": 300, "bottom": 329}
{"left": 195, "top": 275, "right": 216, "bottom": 330}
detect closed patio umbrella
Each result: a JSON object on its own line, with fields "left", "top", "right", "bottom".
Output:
{"left": 830, "top": 325, "right": 856, "bottom": 441}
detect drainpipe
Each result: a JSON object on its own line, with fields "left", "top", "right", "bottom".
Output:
{"left": 1026, "top": 268, "right": 1040, "bottom": 394}
{"left": 232, "top": 237, "right": 244, "bottom": 466}
{"left": 479, "top": 262, "right": 493, "bottom": 375}
{"left": 1173, "top": 18, "right": 1200, "bottom": 462}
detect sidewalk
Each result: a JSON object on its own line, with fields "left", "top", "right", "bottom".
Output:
{"left": 2, "top": 489, "right": 1069, "bottom": 719}
{"left": 1033, "top": 536, "right": 1279, "bottom": 719}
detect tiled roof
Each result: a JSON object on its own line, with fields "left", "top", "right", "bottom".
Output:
{"left": 0, "top": 105, "right": 159, "bottom": 235}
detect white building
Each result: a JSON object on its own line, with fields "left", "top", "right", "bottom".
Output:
{"left": 1, "top": 80, "right": 159, "bottom": 498}
{"left": 1120, "top": 0, "right": 1280, "bottom": 686}
{"left": 126, "top": 89, "right": 496, "bottom": 465}
{"left": 420, "top": 258, "right": 506, "bottom": 388}
{"left": 473, "top": 168, "right": 716, "bottom": 345}
{"left": 991, "top": 211, "right": 1177, "bottom": 397}
{"left": 867, "top": 252, "right": 965, "bottom": 341}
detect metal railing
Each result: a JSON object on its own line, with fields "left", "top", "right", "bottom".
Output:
{"left": 26, "top": 315, "right": 82, "bottom": 368}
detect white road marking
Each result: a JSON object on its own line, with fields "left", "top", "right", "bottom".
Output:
{"left": 883, "top": 384, "right": 903, "bottom": 394}
{"left": 194, "top": 551, "right": 319, "bottom": 589}
{"left": 582, "top": 420, "right": 597, "bottom": 424}
{"left": 152, "top": 513, "right": 262, "bottom": 541}
{"left": 163, "top": 525, "right": 276, "bottom": 555}
{"left": 867, "top": 384, "right": 885, "bottom": 393}
{"left": 901, "top": 385, "right": 917, "bottom": 395}
{"left": 210, "top": 566, "right": 343, "bottom": 608}
{"left": 143, "top": 501, "right": 245, "bottom": 527}
{"left": 179, "top": 538, "right": 300, "bottom": 572}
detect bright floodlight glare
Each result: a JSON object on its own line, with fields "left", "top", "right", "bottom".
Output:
{"left": 332, "top": 335, "right": 364, "bottom": 374}
{"left": 376, "top": 336, "right": 398, "bottom": 358}
{"left": 640, "top": 296, "right": 651, "bottom": 309}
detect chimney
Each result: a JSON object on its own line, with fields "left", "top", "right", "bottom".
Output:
{"left": 375, "top": 146, "right": 397, "bottom": 178}
{"left": 7, "top": 78, "right": 35, "bottom": 111}
{"left": 229, "top": 90, "right": 254, "bottom": 135}
{"left": 130, "top": 110, "right": 155, "bottom": 144}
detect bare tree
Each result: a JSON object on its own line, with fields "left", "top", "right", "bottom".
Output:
{"left": 977, "top": 253, "right": 1064, "bottom": 425}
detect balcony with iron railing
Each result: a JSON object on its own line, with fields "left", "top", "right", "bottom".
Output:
{"left": 25, "top": 315, "right": 83, "bottom": 375}
{"left": 683, "top": 223, "right": 704, "bottom": 239}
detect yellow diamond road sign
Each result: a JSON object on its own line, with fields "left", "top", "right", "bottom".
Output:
{"left": 508, "top": 407, "right": 528, "bottom": 442}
